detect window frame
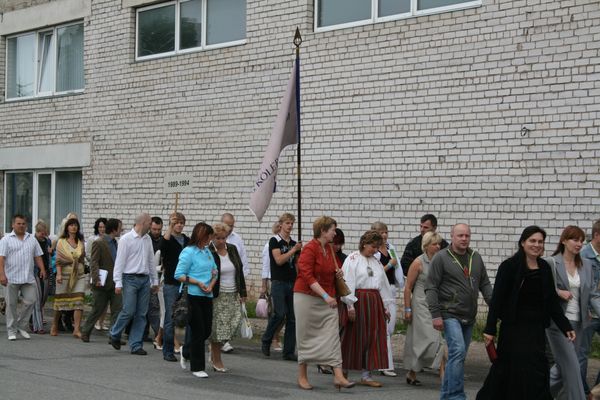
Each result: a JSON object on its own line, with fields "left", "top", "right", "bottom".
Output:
{"left": 3, "top": 169, "right": 81, "bottom": 235}
{"left": 314, "top": 0, "right": 481, "bottom": 32}
{"left": 4, "top": 20, "right": 85, "bottom": 101}
{"left": 135, "top": 0, "right": 247, "bottom": 61}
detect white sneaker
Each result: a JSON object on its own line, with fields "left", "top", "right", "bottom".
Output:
{"left": 17, "top": 329, "right": 30, "bottom": 339}
{"left": 180, "top": 355, "right": 188, "bottom": 370}
{"left": 8, "top": 334, "right": 16, "bottom": 341}
{"left": 380, "top": 370, "right": 397, "bottom": 377}
{"left": 192, "top": 371, "right": 208, "bottom": 378}
{"left": 222, "top": 342, "right": 234, "bottom": 353}
{"left": 94, "top": 322, "right": 102, "bottom": 330}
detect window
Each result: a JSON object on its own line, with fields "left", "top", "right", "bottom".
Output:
{"left": 136, "top": 0, "right": 246, "bottom": 60}
{"left": 316, "top": 0, "right": 480, "bottom": 30}
{"left": 6, "top": 22, "right": 84, "bottom": 100}
{"left": 4, "top": 170, "right": 82, "bottom": 234}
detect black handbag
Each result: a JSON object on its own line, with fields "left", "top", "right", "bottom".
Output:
{"left": 171, "top": 284, "right": 189, "bottom": 328}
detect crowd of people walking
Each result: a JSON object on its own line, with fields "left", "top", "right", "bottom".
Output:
{"left": 2, "top": 210, "right": 600, "bottom": 399}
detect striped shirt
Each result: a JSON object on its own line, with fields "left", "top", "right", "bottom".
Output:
{"left": 0, "top": 231, "right": 43, "bottom": 284}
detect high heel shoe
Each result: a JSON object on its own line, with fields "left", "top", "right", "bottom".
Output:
{"left": 297, "top": 379, "right": 313, "bottom": 390}
{"left": 212, "top": 366, "right": 229, "bottom": 373}
{"left": 317, "top": 365, "right": 333, "bottom": 374}
{"left": 333, "top": 379, "right": 355, "bottom": 391}
{"left": 406, "top": 376, "right": 422, "bottom": 386}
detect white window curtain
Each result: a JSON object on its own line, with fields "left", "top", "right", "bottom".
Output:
{"left": 5, "top": 172, "right": 33, "bottom": 232}
{"left": 54, "top": 171, "right": 82, "bottom": 234}
{"left": 56, "top": 24, "right": 84, "bottom": 92}
{"left": 6, "top": 34, "right": 36, "bottom": 98}
{"left": 38, "top": 32, "right": 56, "bottom": 94}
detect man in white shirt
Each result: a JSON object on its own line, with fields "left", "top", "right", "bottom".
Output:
{"left": 221, "top": 212, "right": 248, "bottom": 353}
{"left": 0, "top": 214, "right": 46, "bottom": 341}
{"left": 109, "top": 213, "right": 159, "bottom": 355}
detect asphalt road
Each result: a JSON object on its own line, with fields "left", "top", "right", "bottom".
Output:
{"left": 0, "top": 315, "right": 485, "bottom": 400}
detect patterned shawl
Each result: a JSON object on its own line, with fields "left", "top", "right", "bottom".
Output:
{"left": 56, "top": 238, "right": 84, "bottom": 293}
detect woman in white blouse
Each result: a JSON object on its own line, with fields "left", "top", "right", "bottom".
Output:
{"left": 340, "top": 230, "right": 394, "bottom": 388}
{"left": 546, "top": 225, "right": 593, "bottom": 399}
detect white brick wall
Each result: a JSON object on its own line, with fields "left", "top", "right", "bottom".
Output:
{"left": 1, "top": 0, "right": 599, "bottom": 301}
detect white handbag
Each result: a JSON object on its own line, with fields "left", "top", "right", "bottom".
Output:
{"left": 240, "top": 303, "right": 253, "bottom": 339}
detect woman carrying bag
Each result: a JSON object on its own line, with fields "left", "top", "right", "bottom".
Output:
{"left": 294, "top": 216, "right": 355, "bottom": 391}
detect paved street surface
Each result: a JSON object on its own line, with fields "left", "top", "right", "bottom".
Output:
{"left": 0, "top": 314, "right": 484, "bottom": 400}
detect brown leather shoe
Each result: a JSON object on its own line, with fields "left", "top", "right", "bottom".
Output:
{"left": 359, "top": 379, "right": 382, "bottom": 388}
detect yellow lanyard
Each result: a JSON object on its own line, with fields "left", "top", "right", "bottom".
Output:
{"left": 448, "top": 249, "right": 473, "bottom": 278}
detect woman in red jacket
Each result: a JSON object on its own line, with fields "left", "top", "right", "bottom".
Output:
{"left": 294, "top": 216, "right": 355, "bottom": 391}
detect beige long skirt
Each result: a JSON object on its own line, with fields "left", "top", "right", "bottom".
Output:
{"left": 294, "top": 292, "right": 342, "bottom": 367}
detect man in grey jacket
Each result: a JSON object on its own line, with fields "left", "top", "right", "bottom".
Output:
{"left": 425, "top": 223, "right": 492, "bottom": 400}
{"left": 580, "top": 218, "right": 600, "bottom": 395}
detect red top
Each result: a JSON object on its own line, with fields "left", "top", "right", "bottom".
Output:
{"left": 294, "top": 238, "right": 338, "bottom": 297}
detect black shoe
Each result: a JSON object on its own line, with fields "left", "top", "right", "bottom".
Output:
{"left": 283, "top": 354, "right": 298, "bottom": 361}
{"left": 261, "top": 342, "right": 270, "bottom": 357}
{"left": 110, "top": 337, "right": 121, "bottom": 350}
{"left": 143, "top": 337, "right": 153, "bottom": 343}
{"left": 131, "top": 348, "right": 148, "bottom": 355}
{"left": 163, "top": 354, "right": 177, "bottom": 362}
{"left": 81, "top": 334, "right": 90, "bottom": 343}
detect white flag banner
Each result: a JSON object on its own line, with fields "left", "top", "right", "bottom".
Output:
{"left": 249, "top": 62, "right": 299, "bottom": 222}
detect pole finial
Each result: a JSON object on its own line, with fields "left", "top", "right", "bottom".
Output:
{"left": 294, "top": 27, "right": 302, "bottom": 48}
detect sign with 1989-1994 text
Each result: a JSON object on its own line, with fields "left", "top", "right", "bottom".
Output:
{"left": 164, "top": 174, "right": 195, "bottom": 193}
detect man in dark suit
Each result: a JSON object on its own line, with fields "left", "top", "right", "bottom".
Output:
{"left": 81, "top": 219, "right": 122, "bottom": 342}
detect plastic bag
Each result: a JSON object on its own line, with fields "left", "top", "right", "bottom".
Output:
{"left": 255, "top": 297, "right": 269, "bottom": 319}
{"left": 240, "top": 303, "right": 253, "bottom": 339}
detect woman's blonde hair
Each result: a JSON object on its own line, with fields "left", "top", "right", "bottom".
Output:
{"left": 212, "top": 222, "right": 232, "bottom": 237}
{"left": 421, "top": 231, "right": 442, "bottom": 252}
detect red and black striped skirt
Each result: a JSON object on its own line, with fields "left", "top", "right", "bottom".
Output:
{"left": 339, "top": 288, "right": 389, "bottom": 371}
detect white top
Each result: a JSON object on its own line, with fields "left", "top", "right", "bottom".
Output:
{"left": 219, "top": 253, "right": 236, "bottom": 292}
{"left": 227, "top": 230, "right": 249, "bottom": 278}
{"left": 261, "top": 240, "right": 271, "bottom": 279}
{"left": 113, "top": 229, "right": 159, "bottom": 288}
{"left": 85, "top": 234, "right": 100, "bottom": 264}
{"left": 565, "top": 269, "right": 581, "bottom": 322}
{"left": 341, "top": 251, "right": 394, "bottom": 311}
{"left": 374, "top": 242, "right": 405, "bottom": 289}
{"left": 0, "top": 231, "right": 43, "bottom": 284}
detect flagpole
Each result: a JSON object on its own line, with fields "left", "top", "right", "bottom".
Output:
{"left": 293, "top": 28, "right": 302, "bottom": 242}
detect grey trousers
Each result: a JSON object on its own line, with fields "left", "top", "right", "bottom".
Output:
{"left": 5, "top": 282, "right": 38, "bottom": 336}
{"left": 546, "top": 320, "right": 586, "bottom": 400}
{"left": 81, "top": 287, "right": 123, "bottom": 337}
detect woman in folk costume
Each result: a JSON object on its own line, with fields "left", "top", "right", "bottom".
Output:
{"left": 51, "top": 218, "right": 87, "bottom": 338}
{"left": 340, "top": 230, "right": 394, "bottom": 388}
{"left": 371, "top": 221, "right": 404, "bottom": 377}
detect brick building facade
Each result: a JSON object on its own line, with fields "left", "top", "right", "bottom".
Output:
{"left": 0, "top": 0, "right": 598, "bottom": 294}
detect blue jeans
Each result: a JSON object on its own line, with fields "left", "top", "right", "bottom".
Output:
{"left": 580, "top": 318, "right": 600, "bottom": 393}
{"left": 162, "top": 283, "right": 180, "bottom": 357}
{"left": 110, "top": 274, "right": 150, "bottom": 352}
{"left": 261, "top": 280, "right": 295, "bottom": 357}
{"left": 441, "top": 318, "right": 473, "bottom": 400}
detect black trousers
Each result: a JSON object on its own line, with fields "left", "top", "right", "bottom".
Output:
{"left": 183, "top": 295, "right": 213, "bottom": 372}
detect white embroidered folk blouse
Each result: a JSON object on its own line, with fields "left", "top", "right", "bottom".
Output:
{"left": 341, "top": 251, "right": 394, "bottom": 311}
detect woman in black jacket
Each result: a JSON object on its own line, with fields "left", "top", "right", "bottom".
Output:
{"left": 476, "top": 226, "right": 575, "bottom": 400}
{"left": 208, "top": 223, "right": 247, "bottom": 372}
